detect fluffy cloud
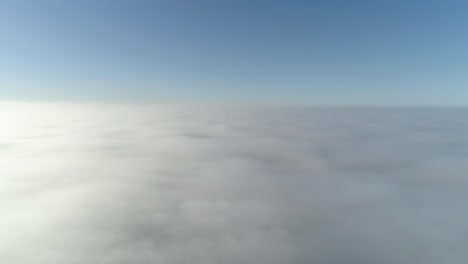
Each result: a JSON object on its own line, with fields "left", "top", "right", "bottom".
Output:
{"left": 0, "top": 103, "right": 468, "bottom": 263}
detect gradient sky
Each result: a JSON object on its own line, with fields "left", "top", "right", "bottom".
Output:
{"left": 1, "top": 0, "right": 468, "bottom": 105}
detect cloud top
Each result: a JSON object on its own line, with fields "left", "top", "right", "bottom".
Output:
{"left": 1, "top": 104, "right": 468, "bottom": 264}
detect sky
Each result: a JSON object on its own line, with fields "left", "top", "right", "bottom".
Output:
{"left": 1, "top": 0, "right": 468, "bottom": 105}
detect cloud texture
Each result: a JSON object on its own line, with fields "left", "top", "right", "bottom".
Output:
{"left": 1, "top": 104, "right": 468, "bottom": 263}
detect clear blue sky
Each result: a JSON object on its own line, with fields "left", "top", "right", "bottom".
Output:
{"left": 1, "top": 0, "right": 468, "bottom": 105}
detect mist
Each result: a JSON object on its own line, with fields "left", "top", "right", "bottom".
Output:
{"left": 1, "top": 104, "right": 468, "bottom": 263}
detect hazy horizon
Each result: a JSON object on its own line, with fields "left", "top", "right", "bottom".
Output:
{"left": 2, "top": 1, "right": 468, "bottom": 263}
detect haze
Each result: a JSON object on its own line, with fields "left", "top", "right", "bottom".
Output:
{"left": 1, "top": 1, "right": 468, "bottom": 263}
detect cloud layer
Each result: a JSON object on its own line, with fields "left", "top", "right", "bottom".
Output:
{"left": 1, "top": 104, "right": 468, "bottom": 264}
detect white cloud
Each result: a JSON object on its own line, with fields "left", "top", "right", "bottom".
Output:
{"left": 0, "top": 104, "right": 468, "bottom": 263}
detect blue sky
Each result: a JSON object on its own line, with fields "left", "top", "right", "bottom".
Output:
{"left": 1, "top": 0, "right": 468, "bottom": 105}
